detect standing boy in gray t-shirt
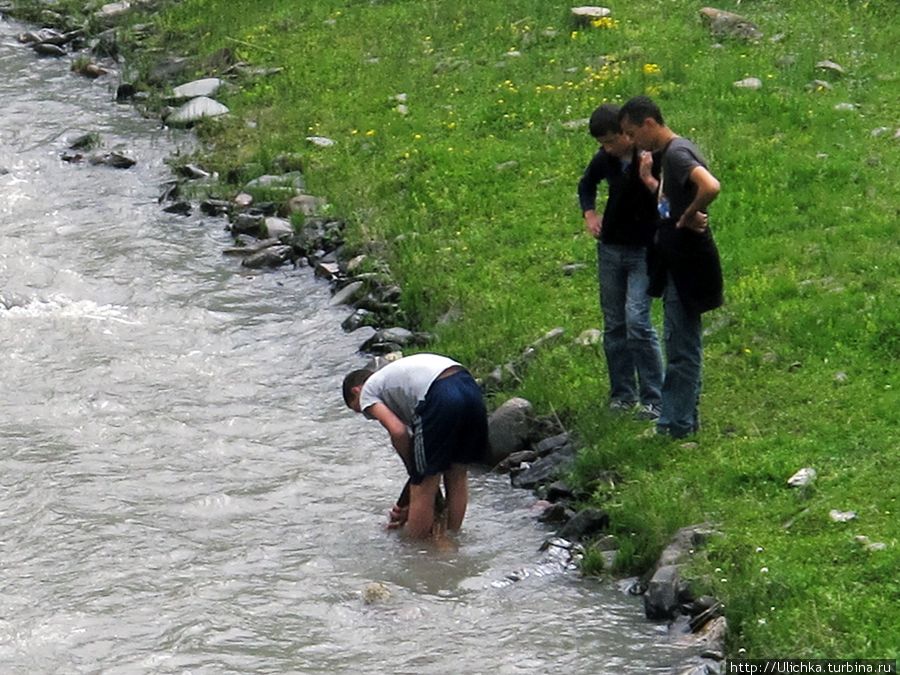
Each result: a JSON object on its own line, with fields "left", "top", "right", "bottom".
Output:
{"left": 619, "top": 96, "right": 723, "bottom": 438}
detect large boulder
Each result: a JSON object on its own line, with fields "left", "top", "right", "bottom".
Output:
{"left": 487, "top": 397, "right": 534, "bottom": 465}
{"left": 644, "top": 564, "right": 682, "bottom": 620}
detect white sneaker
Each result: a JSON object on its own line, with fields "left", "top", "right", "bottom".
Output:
{"left": 634, "top": 403, "right": 661, "bottom": 421}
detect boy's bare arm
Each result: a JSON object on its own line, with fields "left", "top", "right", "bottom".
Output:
{"left": 677, "top": 165, "right": 720, "bottom": 232}
{"left": 583, "top": 209, "right": 602, "bottom": 238}
{"left": 366, "top": 402, "right": 413, "bottom": 466}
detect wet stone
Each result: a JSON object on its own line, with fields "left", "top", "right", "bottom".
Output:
{"left": 200, "top": 199, "right": 230, "bottom": 217}
{"left": 240, "top": 245, "right": 293, "bottom": 269}
{"left": 341, "top": 308, "right": 375, "bottom": 332}
{"left": 32, "top": 43, "right": 66, "bottom": 57}
{"left": 162, "top": 201, "right": 191, "bottom": 215}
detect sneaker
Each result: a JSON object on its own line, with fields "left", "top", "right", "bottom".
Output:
{"left": 656, "top": 423, "right": 697, "bottom": 439}
{"left": 608, "top": 399, "right": 636, "bottom": 413}
{"left": 634, "top": 403, "right": 661, "bottom": 422}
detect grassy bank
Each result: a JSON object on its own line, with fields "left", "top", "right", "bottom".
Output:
{"left": 13, "top": 0, "right": 898, "bottom": 659}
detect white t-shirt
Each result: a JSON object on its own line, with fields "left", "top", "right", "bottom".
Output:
{"left": 359, "top": 353, "right": 460, "bottom": 426}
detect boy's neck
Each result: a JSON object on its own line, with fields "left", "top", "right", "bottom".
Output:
{"left": 656, "top": 127, "right": 678, "bottom": 151}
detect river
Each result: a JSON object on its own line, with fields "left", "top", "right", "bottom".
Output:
{"left": 0, "top": 14, "right": 686, "bottom": 674}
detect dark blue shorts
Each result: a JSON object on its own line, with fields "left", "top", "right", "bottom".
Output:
{"left": 409, "top": 370, "right": 488, "bottom": 484}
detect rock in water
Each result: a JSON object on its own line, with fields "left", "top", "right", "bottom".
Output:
{"left": 362, "top": 582, "right": 391, "bottom": 604}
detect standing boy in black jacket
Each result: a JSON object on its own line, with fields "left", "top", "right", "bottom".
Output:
{"left": 578, "top": 103, "right": 664, "bottom": 420}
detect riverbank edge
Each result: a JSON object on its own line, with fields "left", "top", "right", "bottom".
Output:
{"left": 0, "top": 2, "right": 768, "bottom": 672}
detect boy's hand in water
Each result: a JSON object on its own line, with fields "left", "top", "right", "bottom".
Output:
{"left": 387, "top": 503, "right": 409, "bottom": 529}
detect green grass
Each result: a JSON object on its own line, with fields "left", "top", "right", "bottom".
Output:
{"left": 12, "top": 0, "right": 898, "bottom": 659}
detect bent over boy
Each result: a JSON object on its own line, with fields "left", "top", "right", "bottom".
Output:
{"left": 342, "top": 353, "right": 487, "bottom": 539}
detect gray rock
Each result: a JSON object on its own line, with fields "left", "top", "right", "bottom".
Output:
{"left": 807, "top": 79, "right": 833, "bottom": 92}
{"left": 657, "top": 523, "right": 718, "bottom": 568}
{"left": 510, "top": 443, "right": 577, "bottom": 490}
{"left": 557, "top": 507, "right": 609, "bottom": 541}
{"left": 75, "top": 62, "right": 108, "bottom": 79}
{"left": 341, "top": 308, "right": 376, "bottom": 332}
{"left": 89, "top": 151, "right": 136, "bottom": 169}
{"left": 829, "top": 509, "right": 857, "bottom": 522}
{"left": 177, "top": 163, "right": 211, "bottom": 179}
{"left": 733, "top": 77, "right": 762, "bottom": 90}
{"left": 493, "top": 449, "right": 539, "bottom": 473}
{"left": 240, "top": 245, "right": 294, "bottom": 269}
{"left": 306, "top": 135, "right": 335, "bottom": 147}
{"left": 68, "top": 132, "right": 101, "bottom": 150}
{"left": 146, "top": 56, "right": 192, "bottom": 86}
{"left": 699, "top": 7, "right": 762, "bottom": 41}
{"left": 571, "top": 6, "right": 612, "bottom": 25}
{"left": 644, "top": 564, "right": 681, "bottom": 619}
{"left": 96, "top": 1, "right": 132, "bottom": 20}
{"left": 787, "top": 467, "right": 817, "bottom": 487}
{"left": 222, "top": 238, "right": 280, "bottom": 257}
{"left": 546, "top": 480, "right": 575, "bottom": 502}
{"left": 171, "top": 77, "right": 222, "bottom": 100}
{"left": 834, "top": 102, "right": 858, "bottom": 111}
{"left": 233, "top": 192, "right": 253, "bottom": 208}
{"left": 538, "top": 503, "right": 573, "bottom": 524}
{"left": 487, "top": 397, "right": 535, "bottom": 465}
{"left": 314, "top": 261, "right": 341, "bottom": 280}
{"left": 364, "top": 327, "right": 414, "bottom": 347}
{"left": 166, "top": 96, "right": 229, "bottom": 127}
{"left": 815, "top": 59, "right": 845, "bottom": 76}
{"left": 345, "top": 254, "right": 368, "bottom": 274}
{"left": 162, "top": 201, "right": 191, "bottom": 215}
{"left": 262, "top": 216, "right": 293, "bottom": 239}
{"left": 32, "top": 43, "right": 66, "bottom": 57}
{"left": 562, "top": 263, "right": 588, "bottom": 275}
{"left": 287, "top": 194, "right": 326, "bottom": 216}
{"left": 576, "top": 328, "right": 602, "bottom": 346}
{"left": 20, "top": 28, "right": 68, "bottom": 45}
{"left": 854, "top": 535, "right": 887, "bottom": 552}
{"left": 244, "top": 171, "right": 305, "bottom": 193}
{"left": 530, "top": 327, "right": 565, "bottom": 351}
{"left": 231, "top": 213, "right": 265, "bottom": 237}
{"left": 534, "top": 432, "right": 572, "bottom": 456}
{"left": 330, "top": 281, "right": 364, "bottom": 306}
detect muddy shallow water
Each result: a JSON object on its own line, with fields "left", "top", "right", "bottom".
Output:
{"left": 0, "top": 16, "right": 685, "bottom": 674}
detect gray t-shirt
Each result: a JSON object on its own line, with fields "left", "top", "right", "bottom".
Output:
{"left": 661, "top": 137, "right": 708, "bottom": 221}
{"left": 359, "top": 353, "right": 460, "bottom": 426}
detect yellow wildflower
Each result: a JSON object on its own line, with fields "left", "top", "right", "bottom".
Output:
{"left": 591, "top": 17, "right": 618, "bottom": 29}
{"left": 642, "top": 63, "right": 661, "bottom": 75}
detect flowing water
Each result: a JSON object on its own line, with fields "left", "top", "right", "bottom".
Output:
{"left": 0, "top": 15, "right": 687, "bottom": 674}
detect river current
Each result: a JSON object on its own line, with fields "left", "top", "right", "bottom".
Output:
{"left": 0, "top": 15, "right": 685, "bottom": 674}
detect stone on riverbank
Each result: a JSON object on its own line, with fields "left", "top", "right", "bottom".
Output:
{"left": 165, "top": 96, "right": 229, "bottom": 127}
{"left": 171, "top": 77, "right": 222, "bottom": 100}
{"left": 487, "top": 397, "right": 535, "bottom": 465}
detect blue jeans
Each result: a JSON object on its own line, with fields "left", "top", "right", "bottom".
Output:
{"left": 597, "top": 243, "right": 663, "bottom": 406}
{"left": 658, "top": 275, "right": 703, "bottom": 437}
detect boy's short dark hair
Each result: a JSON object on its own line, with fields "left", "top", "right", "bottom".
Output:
{"left": 588, "top": 103, "right": 621, "bottom": 138}
{"left": 619, "top": 95, "right": 665, "bottom": 126}
{"left": 342, "top": 369, "right": 373, "bottom": 407}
